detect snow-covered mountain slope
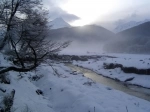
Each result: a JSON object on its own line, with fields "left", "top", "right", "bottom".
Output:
{"left": 49, "top": 17, "right": 71, "bottom": 29}
{"left": 114, "top": 19, "right": 150, "bottom": 33}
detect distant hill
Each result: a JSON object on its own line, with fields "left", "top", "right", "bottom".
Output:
{"left": 48, "top": 25, "right": 116, "bottom": 53}
{"left": 49, "top": 17, "right": 71, "bottom": 29}
{"left": 118, "top": 22, "right": 150, "bottom": 37}
{"left": 48, "top": 24, "right": 115, "bottom": 42}
{"left": 104, "top": 22, "right": 150, "bottom": 54}
{"left": 114, "top": 19, "right": 150, "bottom": 33}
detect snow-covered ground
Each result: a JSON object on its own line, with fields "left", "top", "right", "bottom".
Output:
{"left": 72, "top": 53, "right": 150, "bottom": 88}
{"left": 0, "top": 53, "right": 150, "bottom": 112}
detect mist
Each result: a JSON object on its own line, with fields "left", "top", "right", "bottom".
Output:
{"left": 103, "top": 22, "right": 150, "bottom": 54}
{"left": 60, "top": 40, "right": 105, "bottom": 55}
{"left": 47, "top": 25, "right": 115, "bottom": 55}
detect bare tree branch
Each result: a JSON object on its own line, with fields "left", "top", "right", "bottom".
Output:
{"left": 0, "top": 0, "right": 70, "bottom": 74}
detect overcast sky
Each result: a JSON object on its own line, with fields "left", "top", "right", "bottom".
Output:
{"left": 43, "top": 0, "right": 150, "bottom": 29}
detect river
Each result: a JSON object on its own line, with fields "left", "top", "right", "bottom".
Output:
{"left": 67, "top": 64, "right": 150, "bottom": 102}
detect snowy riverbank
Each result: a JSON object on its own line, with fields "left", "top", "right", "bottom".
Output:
{"left": 72, "top": 53, "right": 150, "bottom": 88}
{"left": 1, "top": 60, "right": 150, "bottom": 112}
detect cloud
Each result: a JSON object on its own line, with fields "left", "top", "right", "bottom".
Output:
{"left": 43, "top": 0, "right": 68, "bottom": 7}
{"left": 43, "top": 0, "right": 80, "bottom": 22}
{"left": 113, "top": 11, "right": 139, "bottom": 26}
{"left": 60, "top": 13, "right": 80, "bottom": 22}
{"left": 131, "top": 11, "right": 138, "bottom": 18}
{"left": 48, "top": 7, "right": 80, "bottom": 22}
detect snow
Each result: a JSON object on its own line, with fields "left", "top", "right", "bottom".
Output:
{"left": 0, "top": 54, "right": 12, "bottom": 67}
{"left": 49, "top": 17, "right": 71, "bottom": 29}
{"left": 0, "top": 72, "right": 54, "bottom": 112}
{"left": 114, "top": 19, "right": 150, "bottom": 33}
{"left": 0, "top": 53, "right": 150, "bottom": 112}
{"left": 72, "top": 53, "right": 150, "bottom": 88}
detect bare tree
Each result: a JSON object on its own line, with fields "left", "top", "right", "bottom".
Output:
{"left": 0, "top": 0, "right": 70, "bottom": 74}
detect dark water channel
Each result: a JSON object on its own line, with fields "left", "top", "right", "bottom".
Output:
{"left": 67, "top": 64, "right": 150, "bottom": 102}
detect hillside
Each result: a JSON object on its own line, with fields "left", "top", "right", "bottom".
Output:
{"left": 118, "top": 22, "right": 150, "bottom": 37}
{"left": 114, "top": 19, "right": 150, "bottom": 33}
{"left": 48, "top": 25, "right": 116, "bottom": 53}
{"left": 104, "top": 22, "right": 150, "bottom": 54}
{"left": 49, "top": 24, "right": 115, "bottom": 42}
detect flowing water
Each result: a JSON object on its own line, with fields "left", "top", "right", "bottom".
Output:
{"left": 67, "top": 64, "right": 150, "bottom": 102}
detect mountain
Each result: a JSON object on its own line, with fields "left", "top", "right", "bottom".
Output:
{"left": 118, "top": 21, "right": 150, "bottom": 36}
{"left": 48, "top": 25, "right": 116, "bottom": 53}
{"left": 114, "top": 19, "right": 150, "bottom": 33}
{"left": 104, "top": 22, "right": 150, "bottom": 54}
{"left": 49, "top": 17, "right": 71, "bottom": 29}
{"left": 48, "top": 24, "right": 115, "bottom": 41}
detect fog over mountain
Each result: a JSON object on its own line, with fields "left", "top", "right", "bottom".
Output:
{"left": 48, "top": 25, "right": 116, "bottom": 54}
{"left": 47, "top": 18, "right": 150, "bottom": 54}
{"left": 104, "top": 22, "right": 150, "bottom": 54}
